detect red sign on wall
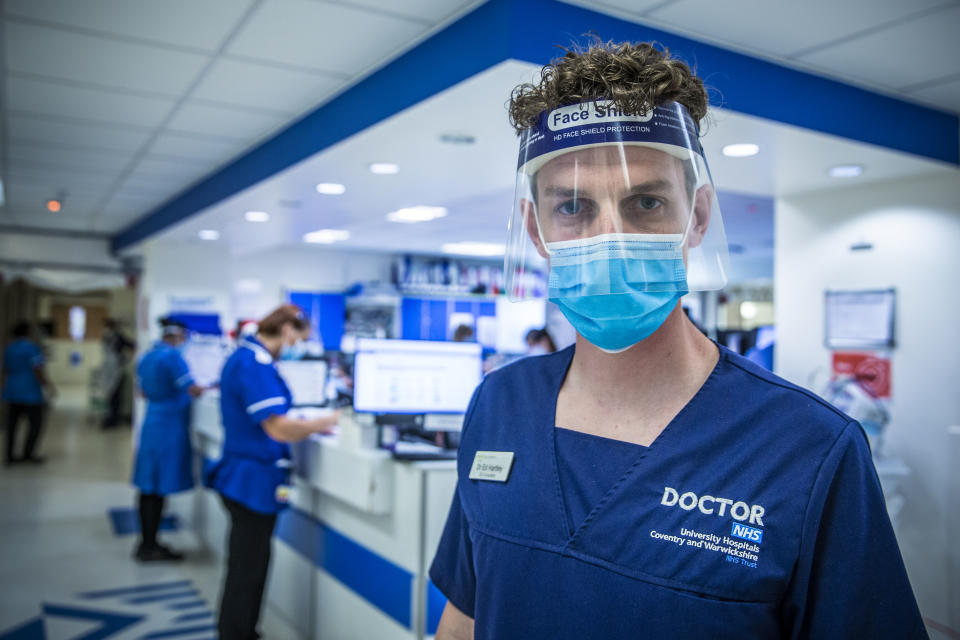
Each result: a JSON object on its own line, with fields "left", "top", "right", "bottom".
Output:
{"left": 832, "top": 352, "right": 891, "bottom": 398}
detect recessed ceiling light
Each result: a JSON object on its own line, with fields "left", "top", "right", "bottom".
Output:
{"left": 303, "top": 229, "right": 350, "bottom": 244}
{"left": 828, "top": 164, "right": 863, "bottom": 178}
{"left": 442, "top": 241, "right": 506, "bottom": 257}
{"left": 369, "top": 163, "right": 399, "bottom": 175}
{"left": 46, "top": 199, "right": 62, "bottom": 213}
{"left": 387, "top": 206, "right": 447, "bottom": 223}
{"left": 198, "top": 229, "right": 220, "bottom": 241}
{"left": 315, "top": 182, "right": 346, "bottom": 195}
{"left": 245, "top": 210, "right": 270, "bottom": 222}
{"left": 722, "top": 143, "right": 760, "bottom": 158}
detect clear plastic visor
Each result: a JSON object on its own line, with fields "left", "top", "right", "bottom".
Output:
{"left": 505, "top": 142, "right": 729, "bottom": 300}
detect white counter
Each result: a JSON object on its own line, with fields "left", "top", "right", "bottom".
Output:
{"left": 190, "top": 393, "right": 456, "bottom": 639}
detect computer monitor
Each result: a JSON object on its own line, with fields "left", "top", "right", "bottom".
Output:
{"left": 181, "top": 338, "right": 228, "bottom": 388}
{"left": 353, "top": 339, "right": 482, "bottom": 416}
{"left": 276, "top": 360, "right": 329, "bottom": 407}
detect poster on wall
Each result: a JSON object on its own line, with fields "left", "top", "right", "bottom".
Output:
{"left": 831, "top": 352, "right": 892, "bottom": 398}
{"left": 824, "top": 288, "right": 895, "bottom": 349}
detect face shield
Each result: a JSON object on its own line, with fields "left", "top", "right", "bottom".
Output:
{"left": 504, "top": 101, "right": 729, "bottom": 351}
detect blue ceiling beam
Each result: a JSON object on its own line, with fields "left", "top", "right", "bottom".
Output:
{"left": 510, "top": 0, "right": 958, "bottom": 166}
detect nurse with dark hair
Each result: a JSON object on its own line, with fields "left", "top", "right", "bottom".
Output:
{"left": 212, "top": 304, "right": 339, "bottom": 640}
{"left": 132, "top": 317, "right": 204, "bottom": 561}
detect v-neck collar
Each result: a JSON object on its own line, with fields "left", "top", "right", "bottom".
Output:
{"left": 544, "top": 343, "right": 725, "bottom": 544}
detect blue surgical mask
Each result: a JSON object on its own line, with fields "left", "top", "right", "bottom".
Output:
{"left": 547, "top": 234, "right": 689, "bottom": 353}
{"left": 280, "top": 339, "right": 307, "bottom": 361}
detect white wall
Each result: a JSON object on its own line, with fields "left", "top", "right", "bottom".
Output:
{"left": 775, "top": 171, "right": 960, "bottom": 628}
{"left": 0, "top": 232, "right": 121, "bottom": 269}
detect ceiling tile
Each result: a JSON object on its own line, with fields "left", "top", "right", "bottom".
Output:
{"left": 120, "top": 171, "right": 197, "bottom": 196}
{"left": 5, "top": 0, "right": 255, "bottom": 52}
{"left": 4, "top": 192, "right": 100, "bottom": 219}
{"left": 193, "top": 58, "right": 343, "bottom": 114}
{"left": 8, "top": 143, "right": 136, "bottom": 174}
{"left": 5, "top": 21, "right": 210, "bottom": 96}
{"left": 166, "top": 102, "right": 289, "bottom": 141}
{"left": 98, "top": 193, "right": 168, "bottom": 219}
{"left": 647, "top": 0, "right": 951, "bottom": 58}
{"left": 148, "top": 132, "right": 249, "bottom": 164}
{"left": 134, "top": 155, "right": 220, "bottom": 178}
{"left": 8, "top": 157, "right": 120, "bottom": 180}
{"left": 797, "top": 5, "right": 960, "bottom": 89}
{"left": 227, "top": 0, "right": 428, "bottom": 75}
{"left": 6, "top": 167, "right": 120, "bottom": 195}
{"left": 7, "top": 76, "right": 175, "bottom": 129}
{"left": 8, "top": 115, "right": 154, "bottom": 153}
{"left": 342, "top": 0, "right": 478, "bottom": 23}
{"left": 907, "top": 78, "right": 960, "bottom": 115}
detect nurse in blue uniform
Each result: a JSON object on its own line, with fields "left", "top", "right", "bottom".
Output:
{"left": 430, "top": 41, "right": 926, "bottom": 639}
{"left": 212, "top": 304, "right": 339, "bottom": 640}
{"left": 3, "top": 321, "right": 55, "bottom": 465}
{"left": 132, "top": 318, "right": 204, "bottom": 561}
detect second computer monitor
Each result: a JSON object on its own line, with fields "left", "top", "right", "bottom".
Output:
{"left": 353, "top": 338, "right": 482, "bottom": 415}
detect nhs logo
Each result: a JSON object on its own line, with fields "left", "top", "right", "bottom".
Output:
{"left": 731, "top": 522, "right": 763, "bottom": 544}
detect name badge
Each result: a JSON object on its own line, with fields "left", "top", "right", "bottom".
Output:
{"left": 469, "top": 451, "right": 515, "bottom": 482}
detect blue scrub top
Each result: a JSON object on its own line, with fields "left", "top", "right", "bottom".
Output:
{"left": 430, "top": 345, "right": 925, "bottom": 639}
{"left": 132, "top": 342, "right": 195, "bottom": 496}
{"left": 138, "top": 341, "right": 194, "bottom": 406}
{"left": 211, "top": 336, "right": 292, "bottom": 515}
{"left": 2, "top": 339, "right": 45, "bottom": 405}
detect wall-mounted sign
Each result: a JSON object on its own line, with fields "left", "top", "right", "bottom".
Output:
{"left": 832, "top": 352, "right": 891, "bottom": 398}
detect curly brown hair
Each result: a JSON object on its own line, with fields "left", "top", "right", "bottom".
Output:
{"left": 508, "top": 40, "right": 708, "bottom": 134}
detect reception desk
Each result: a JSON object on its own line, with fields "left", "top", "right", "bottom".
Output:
{"left": 190, "top": 393, "right": 457, "bottom": 639}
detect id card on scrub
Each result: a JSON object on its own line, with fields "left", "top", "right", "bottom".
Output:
{"left": 469, "top": 451, "right": 515, "bottom": 482}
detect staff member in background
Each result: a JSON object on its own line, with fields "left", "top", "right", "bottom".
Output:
{"left": 211, "top": 304, "right": 339, "bottom": 640}
{"left": 132, "top": 318, "right": 205, "bottom": 561}
{"left": 524, "top": 327, "right": 556, "bottom": 356}
{"left": 102, "top": 318, "right": 135, "bottom": 429}
{"left": 3, "top": 321, "right": 55, "bottom": 465}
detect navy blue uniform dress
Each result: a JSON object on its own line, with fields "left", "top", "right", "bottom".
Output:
{"left": 211, "top": 336, "right": 292, "bottom": 515}
{"left": 430, "top": 345, "right": 926, "bottom": 639}
{"left": 3, "top": 338, "right": 45, "bottom": 406}
{"left": 132, "top": 342, "right": 195, "bottom": 495}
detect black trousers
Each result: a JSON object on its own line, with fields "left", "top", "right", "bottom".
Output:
{"left": 104, "top": 373, "right": 126, "bottom": 427}
{"left": 138, "top": 493, "right": 165, "bottom": 548}
{"left": 218, "top": 495, "right": 278, "bottom": 640}
{"left": 5, "top": 403, "right": 44, "bottom": 462}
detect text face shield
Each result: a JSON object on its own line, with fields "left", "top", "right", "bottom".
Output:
{"left": 505, "top": 101, "right": 730, "bottom": 302}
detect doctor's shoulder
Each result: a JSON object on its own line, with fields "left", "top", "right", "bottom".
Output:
{"left": 719, "top": 346, "right": 855, "bottom": 445}
{"left": 463, "top": 347, "right": 571, "bottom": 429}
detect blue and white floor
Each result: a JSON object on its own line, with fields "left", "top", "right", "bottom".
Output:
{"left": 0, "top": 389, "right": 301, "bottom": 640}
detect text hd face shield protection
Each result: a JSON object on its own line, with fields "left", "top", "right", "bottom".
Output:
{"left": 504, "top": 101, "right": 730, "bottom": 351}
